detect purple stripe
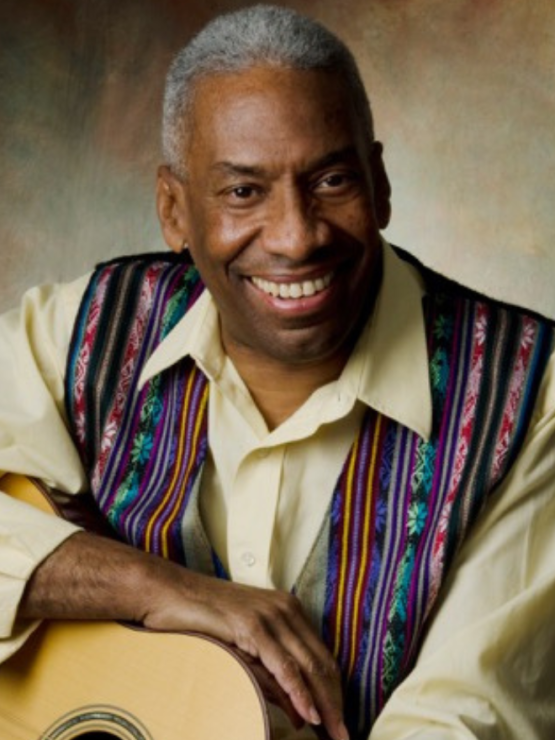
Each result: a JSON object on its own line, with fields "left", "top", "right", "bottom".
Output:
{"left": 338, "top": 426, "right": 373, "bottom": 662}
{"left": 404, "top": 301, "right": 469, "bottom": 646}
{"left": 149, "top": 369, "right": 207, "bottom": 550}
{"left": 375, "top": 431, "right": 417, "bottom": 706}
{"left": 121, "top": 376, "right": 182, "bottom": 546}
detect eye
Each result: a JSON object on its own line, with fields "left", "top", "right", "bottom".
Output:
{"left": 230, "top": 185, "right": 258, "bottom": 199}
{"left": 321, "top": 173, "right": 348, "bottom": 187}
{"left": 221, "top": 184, "right": 265, "bottom": 208}
{"left": 316, "top": 171, "right": 359, "bottom": 192}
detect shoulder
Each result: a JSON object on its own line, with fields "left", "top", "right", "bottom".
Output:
{"left": 73, "top": 252, "right": 205, "bottom": 346}
{"left": 84, "top": 251, "right": 204, "bottom": 312}
{"left": 92, "top": 250, "right": 199, "bottom": 279}
{"left": 393, "top": 244, "right": 555, "bottom": 330}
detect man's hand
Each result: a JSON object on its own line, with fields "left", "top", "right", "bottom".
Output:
{"left": 19, "top": 531, "right": 348, "bottom": 740}
{"left": 139, "top": 545, "right": 348, "bottom": 740}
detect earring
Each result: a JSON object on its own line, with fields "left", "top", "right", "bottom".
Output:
{"left": 182, "top": 241, "right": 189, "bottom": 251}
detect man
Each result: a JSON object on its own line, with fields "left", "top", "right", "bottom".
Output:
{"left": 1, "top": 5, "right": 555, "bottom": 740}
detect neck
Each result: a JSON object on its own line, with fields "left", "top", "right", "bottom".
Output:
{"left": 220, "top": 254, "right": 382, "bottom": 430}
{"left": 225, "top": 347, "right": 348, "bottom": 430}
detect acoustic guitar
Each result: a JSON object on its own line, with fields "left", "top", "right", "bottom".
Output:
{"left": 0, "top": 474, "right": 271, "bottom": 740}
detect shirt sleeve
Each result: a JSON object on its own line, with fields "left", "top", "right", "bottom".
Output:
{"left": 370, "top": 348, "right": 555, "bottom": 739}
{"left": 0, "top": 276, "right": 90, "bottom": 660}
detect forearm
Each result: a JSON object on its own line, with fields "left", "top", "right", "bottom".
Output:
{"left": 18, "top": 529, "right": 234, "bottom": 631}
{"left": 18, "top": 531, "right": 155, "bottom": 623}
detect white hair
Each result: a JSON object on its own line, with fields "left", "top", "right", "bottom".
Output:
{"left": 162, "top": 4, "right": 374, "bottom": 178}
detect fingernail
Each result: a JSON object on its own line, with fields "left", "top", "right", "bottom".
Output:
{"left": 309, "top": 707, "right": 321, "bottom": 725}
{"left": 338, "top": 720, "right": 350, "bottom": 740}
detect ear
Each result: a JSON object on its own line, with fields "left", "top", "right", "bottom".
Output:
{"left": 369, "top": 142, "right": 392, "bottom": 230}
{"left": 156, "top": 165, "right": 190, "bottom": 253}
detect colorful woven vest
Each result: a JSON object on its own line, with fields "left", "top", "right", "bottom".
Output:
{"left": 65, "top": 252, "right": 554, "bottom": 739}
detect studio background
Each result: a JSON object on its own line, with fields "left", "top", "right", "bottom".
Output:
{"left": 1, "top": 0, "right": 554, "bottom": 317}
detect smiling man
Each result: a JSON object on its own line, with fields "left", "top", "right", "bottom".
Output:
{"left": 1, "top": 5, "right": 555, "bottom": 740}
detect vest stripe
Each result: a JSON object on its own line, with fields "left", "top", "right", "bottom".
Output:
{"left": 148, "top": 368, "right": 209, "bottom": 556}
{"left": 348, "top": 415, "right": 382, "bottom": 673}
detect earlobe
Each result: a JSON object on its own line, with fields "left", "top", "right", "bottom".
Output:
{"left": 156, "top": 165, "right": 190, "bottom": 253}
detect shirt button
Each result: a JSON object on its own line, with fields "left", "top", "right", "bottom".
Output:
{"left": 256, "top": 449, "right": 270, "bottom": 459}
{"left": 241, "top": 551, "right": 256, "bottom": 567}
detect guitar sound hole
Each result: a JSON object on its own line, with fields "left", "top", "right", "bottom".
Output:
{"left": 43, "top": 706, "right": 151, "bottom": 740}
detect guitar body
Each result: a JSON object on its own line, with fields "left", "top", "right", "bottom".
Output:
{"left": 0, "top": 475, "right": 271, "bottom": 740}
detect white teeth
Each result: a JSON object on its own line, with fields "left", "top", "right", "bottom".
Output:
{"left": 251, "top": 272, "right": 334, "bottom": 299}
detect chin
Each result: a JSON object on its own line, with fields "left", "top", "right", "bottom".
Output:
{"left": 263, "top": 328, "right": 352, "bottom": 368}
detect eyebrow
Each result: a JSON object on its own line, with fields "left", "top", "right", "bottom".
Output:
{"left": 311, "top": 146, "right": 360, "bottom": 170}
{"left": 210, "top": 146, "right": 361, "bottom": 179}
{"left": 210, "top": 162, "right": 267, "bottom": 178}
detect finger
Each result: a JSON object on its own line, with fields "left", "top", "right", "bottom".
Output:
{"left": 238, "top": 616, "right": 323, "bottom": 727}
{"left": 234, "top": 649, "right": 304, "bottom": 729}
{"left": 270, "top": 607, "right": 348, "bottom": 740}
{"left": 300, "top": 655, "right": 348, "bottom": 740}
{"left": 296, "top": 643, "right": 345, "bottom": 737}
{"left": 255, "top": 621, "right": 347, "bottom": 740}
{"left": 270, "top": 648, "right": 324, "bottom": 727}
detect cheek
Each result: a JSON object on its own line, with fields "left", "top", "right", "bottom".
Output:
{"left": 217, "top": 218, "right": 255, "bottom": 254}
{"left": 194, "top": 211, "right": 260, "bottom": 268}
{"left": 337, "top": 205, "right": 376, "bottom": 245}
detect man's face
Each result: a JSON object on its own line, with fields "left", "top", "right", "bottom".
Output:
{"left": 173, "top": 66, "right": 390, "bottom": 368}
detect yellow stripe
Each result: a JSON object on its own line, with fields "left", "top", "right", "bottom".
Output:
{"left": 160, "top": 382, "right": 209, "bottom": 557}
{"left": 144, "top": 369, "right": 197, "bottom": 552}
{"left": 348, "top": 414, "right": 383, "bottom": 672}
{"left": 333, "top": 433, "right": 360, "bottom": 655}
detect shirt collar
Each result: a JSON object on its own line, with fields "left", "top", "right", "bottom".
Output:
{"left": 352, "top": 241, "right": 432, "bottom": 440}
{"left": 138, "top": 286, "right": 223, "bottom": 390}
{"left": 139, "top": 241, "right": 432, "bottom": 441}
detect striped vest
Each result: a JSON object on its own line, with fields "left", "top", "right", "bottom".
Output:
{"left": 66, "top": 251, "right": 554, "bottom": 739}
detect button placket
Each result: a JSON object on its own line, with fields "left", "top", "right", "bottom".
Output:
{"left": 227, "top": 446, "right": 282, "bottom": 586}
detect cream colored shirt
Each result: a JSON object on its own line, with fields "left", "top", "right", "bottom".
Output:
{"left": 1, "top": 244, "right": 555, "bottom": 739}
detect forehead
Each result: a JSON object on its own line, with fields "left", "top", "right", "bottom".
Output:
{"left": 185, "top": 66, "right": 367, "bottom": 171}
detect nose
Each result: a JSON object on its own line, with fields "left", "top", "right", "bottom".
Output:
{"left": 261, "top": 187, "right": 330, "bottom": 262}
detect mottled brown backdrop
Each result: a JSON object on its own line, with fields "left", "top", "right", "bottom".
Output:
{"left": 1, "top": 0, "right": 554, "bottom": 316}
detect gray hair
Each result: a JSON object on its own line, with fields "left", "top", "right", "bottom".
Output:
{"left": 162, "top": 4, "right": 374, "bottom": 178}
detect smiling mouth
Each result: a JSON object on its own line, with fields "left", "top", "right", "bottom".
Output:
{"left": 250, "top": 271, "right": 334, "bottom": 299}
